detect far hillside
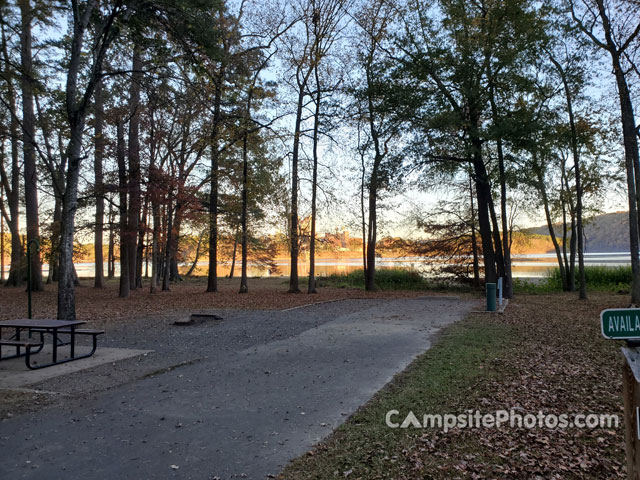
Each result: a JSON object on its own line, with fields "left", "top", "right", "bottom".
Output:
{"left": 510, "top": 232, "right": 557, "bottom": 254}
{"left": 524, "top": 212, "right": 630, "bottom": 253}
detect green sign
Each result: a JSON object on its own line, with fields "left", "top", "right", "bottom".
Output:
{"left": 601, "top": 309, "right": 640, "bottom": 340}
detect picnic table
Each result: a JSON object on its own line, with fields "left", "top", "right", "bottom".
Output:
{"left": 0, "top": 319, "right": 104, "bottom": 370}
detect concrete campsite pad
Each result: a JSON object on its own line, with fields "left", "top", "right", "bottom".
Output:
{"left": 0, "top": 296, "right": 473, "bottom": 479}
{"left": 0, "top": 346, "right": 152, "bottom": 389}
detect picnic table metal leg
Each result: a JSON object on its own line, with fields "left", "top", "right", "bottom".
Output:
{"left": 90, "top": 334, "right": 98, "bottom": 356}
{"left": 70, "top": 327, "right": 75, "bottom": 358}
{"left": 24, "top": 344, "right": 34, "bottom": 369}
{"left": 15, "top": 327, "right": 21, "bottom": 358}
{"left": 25, "top": 333, "right": 100, "bottom": 369}
{"left": 52, "top": 329, "right": 58, "bottom": 363}
{"left": 0, "top": 327, "right": 43, "bottom": 361}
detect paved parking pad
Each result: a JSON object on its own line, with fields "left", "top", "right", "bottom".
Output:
{"left": 0, "top": 296, "right": 473, "bottom": 480}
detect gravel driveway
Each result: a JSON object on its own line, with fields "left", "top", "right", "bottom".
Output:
{"left": 0, "top": 296, "right": 473, "bottom": 479}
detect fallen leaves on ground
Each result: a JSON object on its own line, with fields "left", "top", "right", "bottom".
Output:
{"left": 401, "top": 293, "right": 628, "bottom": 479}
{"left": 0, "top": 277, "right": 429, "bottom": 325}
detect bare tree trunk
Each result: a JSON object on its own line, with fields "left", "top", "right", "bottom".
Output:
{"left": 469, "top": 176, "right": 480, "bottom": 288}
{"left": 569, "top": 216, "right": 576, "bottom": 288}
{"left": 185, "top": 231, "right": 203, "bottom": 277}
{"left": 169, "top": 206, "right": 182, "bottom": 282}
{"left": 56, "top": 0, "right": 123, "bottom": 319}
{"left": 19, "top": 0, "right": 43, "bottom": 292}
{"left": 471, "top": 133, "right": 497, "bottom": 284}
{"left": 488, "top": 69, "right": 512, "bottom": 297}
{"left": 148, "top": 111, "right": 159, "bottom": 292}
{"left": 48, "top": 192, "right": 62, "bottom": 283}
{"left": 550, "top": 54, "right": 587, "bottom": 299}
{"left": 127, "top": 44, "right": 142, "bottom": 290}
{"left": 159, "top": 203, "right": 167, "bottom": 281}
{"left": 162, "top": 201, "right": 173, "bottom": 292}
{"left": 1, "top": 26, "right": 24, "bottom": 287}
{"left": 4, "top": 126, "right": 23, "bottom": 287}
{"left": 289, "top": 85, "right": 306, "bottom": 293}
{"left": 308, "top": 62, "right": 321, "bottom": 294}
{"left": 562, "top": 199, "right": 577, "bottom": 292}
{"left": 488, "top": 194, "right": 506, "bottom": 283}
{"left": 498, "top": 146, "right": 513, "bottom": 298}
{"left": 150, "top": 202, "right": 160, "bottom": 292}
{"left": 206, "top": 22, "right": 228, "bottom": 293}
{"left": 207, "top": 130, "right": 220, "bottom": 292}
{"left": 615, "top": 70, "right": 640, "bottom": 302}
{"left": 205, "top": 5, "right": 236, "bottom": 293}
{"left": 535, "top": 154, "right": 568, "bottom": 290}
{"left": 228, "top": 227, "right": 239, "bottom": 279}
{"left": 57, "top": 130, "right": 84, "bottom": 318}
{"left": 94, "top": 79, "right": 105, "bottom": 288}
{"left": 107, "top": 207, "right": 116, "bottom": 280}
{"left": 144, "top": 213, "right": 150, "bottom": 278}
{"left": 170, "top": 256, "right": 179, "bottom": 282}
{"left": 365, "top": 181, "right": 378, "bottom": 291}
{"left": 239, "top": 116, "right": 250, "bottom": 294}
{"left": 561, "top": 188, "right": 568, "bottom": 273}
{"left": 108, "top": 204, "right": 115, "bottom": 279}
{"left": 575, "top": 154, "right": 587, "bottom": 297}
{"left": 117, "top": 120, "right": 130, "bottom": 298}
{"left": 364, "top": 61, "right": 383, "bottom": 292}
{"left": 359, "top": 136, "right": 367, "bottom": 278}
{"left": 135, "top": 198, "right": 147, "bottom": 288}
{"left": 43, "top": 120, "right": 67, "bottom": 285}
{"left": 560, "top": 159, "right": 577, "bottom": 291}
{"left": 149, "top": 167, "right": 160, "bottom": 293}
{"left": 560, "top": 164, "right": 571, "bottom": 290}
{"left": 593, "top": 1, "right": 640, "bottom": 303}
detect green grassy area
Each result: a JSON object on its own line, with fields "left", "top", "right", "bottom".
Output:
{"left": 279, "top": 315, "right": 515, "bottom": 479}
{"left": 515, "top": 265, "right": 632, "bottom": 294}
{"left": 548, "top": 265, "right": 631, "bottom": 290}
{"left": 320, "top": 265, "right": 633, "bottom": 296}
{"left": 318, "top": 268, "right": 432, "bottom": 291}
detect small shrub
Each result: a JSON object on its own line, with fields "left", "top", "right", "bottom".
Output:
{"left": 514, "top": 265, "right": 633, "bottom": 294}
{"left": 548, "top": 265, "right": 632, "bottom": 290}
{"left": 320, "top": 268, "right": 430, "bottom": 290}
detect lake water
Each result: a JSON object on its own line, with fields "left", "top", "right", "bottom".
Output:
{"left": 2, "top": 252, "right": 631, "bottom": 279}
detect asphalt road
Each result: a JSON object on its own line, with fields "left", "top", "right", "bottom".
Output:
{"left": 0, "top": 296, "right": 473, "bottom": 480}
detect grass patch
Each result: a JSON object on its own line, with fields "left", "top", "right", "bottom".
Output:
{"left": 279, "top": 315, "right": 516, "bottom": 479}
{"left": 319, "top": 268, "right": 431, "bottom": 291}
{"left": 320, "top": 265, "right": 633, "bottom": 295}
{"left": 547, "top": 265, "right": 632, "bottom": 292}
{"left": 515, "top": 265, "right": 632, "bottom": 294}
{"left": 512, "top": 277, "right": 559, "bottom": 294}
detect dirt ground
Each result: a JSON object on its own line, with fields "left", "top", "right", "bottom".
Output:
{"left": 0, "top": 276, "right": 433, "bottom": 325}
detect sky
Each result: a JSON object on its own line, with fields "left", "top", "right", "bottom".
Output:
{"left": 7, "top": 0, "right": 637, "bottom": 244}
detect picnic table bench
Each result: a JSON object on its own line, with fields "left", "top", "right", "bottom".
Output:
{"left": 0, "top": 319, "right": 104, "bottom": 370}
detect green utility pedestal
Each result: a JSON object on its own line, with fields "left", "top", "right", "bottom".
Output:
{"left": 486, "top": 283, "right": 496, "bottom": 312}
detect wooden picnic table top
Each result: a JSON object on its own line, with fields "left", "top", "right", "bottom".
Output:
{"left": 0, "top": 319, "right": 85, "bottom": 329}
